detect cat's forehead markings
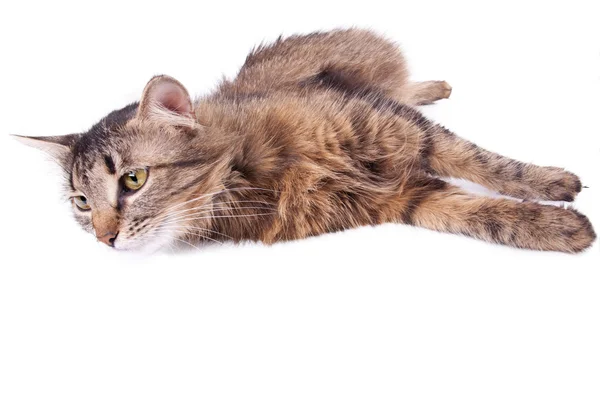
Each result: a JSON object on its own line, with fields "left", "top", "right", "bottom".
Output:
{"left": 72, "top": 153, "right": 115, "bottom": 192}
{"left": 104, "top": 154, "right": 117, "bottom": 175}
{"left": 105, "top": 173, "right": 120, "bottom": 209}
{"left": 72, "top": 159, "right": 90, "bottom": 192}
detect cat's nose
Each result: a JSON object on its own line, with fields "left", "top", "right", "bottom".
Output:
{"left": 98, "top": 231, "right": 119, "bottom": 247}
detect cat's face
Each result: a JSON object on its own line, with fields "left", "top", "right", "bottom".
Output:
{"left": 16, "top": 76, "right": 227, "bottom": 251}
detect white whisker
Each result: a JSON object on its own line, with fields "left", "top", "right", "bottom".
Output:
{"left": 162, "top": 206, "right": 276, "bottom": 224}
{"left": 160, "top": 212, "right": 277, "bottom": 227}
{"left": 151, "top": 202, "right": 274, "bottom": 226}
{"left": 160, "top": 226, "right": 224, "bottom": 246}
{"left": 163, "top": 187, "right": 278, "bottom": 214}
{"left": 170, "top": 236, "right": 203, "bottom": 251}
{"left": 160, "top": 199, "right": 274, "bottom": 219}
{"left": 185, "top": 226, "right": 233, "bottom": 241}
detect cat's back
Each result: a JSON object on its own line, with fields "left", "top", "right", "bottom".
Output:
{"left": 217, "top": 28, "right": 408, "bottom": 99}
{"left": 196, "top": 90, "right": 353, "bottom": 151}
{"left": 195, "top": 89, "right": 422, "bottom": 188}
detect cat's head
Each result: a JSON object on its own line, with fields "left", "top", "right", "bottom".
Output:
{"left": 15, "top": 75, "right": 230, "bottom": 251}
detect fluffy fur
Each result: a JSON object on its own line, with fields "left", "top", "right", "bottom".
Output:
{"left": 16, "top": 29, "right": 596, "bottom": 253}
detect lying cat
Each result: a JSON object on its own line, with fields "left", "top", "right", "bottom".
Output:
{"left": 16, "top": 29, "right": 595, "bottom": 253}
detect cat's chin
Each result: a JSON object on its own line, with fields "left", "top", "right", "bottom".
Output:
{"left": 112, "top": 232, "right": 176, "bottom": 254}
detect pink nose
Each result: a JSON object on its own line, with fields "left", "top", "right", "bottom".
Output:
{"left": 97, "top": 231, "right": 118, "bottom": 247}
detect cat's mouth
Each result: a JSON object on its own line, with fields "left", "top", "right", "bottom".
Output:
{"left": 109, "top": 222, "right": 179, "bottom": 253}
{"left": 111, "top": 232, "right": 174, "bottom": 253}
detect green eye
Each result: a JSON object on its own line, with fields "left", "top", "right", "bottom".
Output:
{"left": 73, "top": 196, "right": 91, "bottom": 210}
{"left": 122, "top": 168, "right": 148, "bottom": 191}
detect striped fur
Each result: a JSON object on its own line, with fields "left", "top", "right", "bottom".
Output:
{"left": 15, "top": 29, "right": 596, "bottom": 253}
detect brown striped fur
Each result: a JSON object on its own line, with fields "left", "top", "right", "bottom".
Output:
{"left": 15, "top": 29, "right": 596, "bottom": 253}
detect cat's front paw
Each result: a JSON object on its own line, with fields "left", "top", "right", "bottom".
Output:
{"left": 539, "top": 168, "right": 582, "bottom": 202}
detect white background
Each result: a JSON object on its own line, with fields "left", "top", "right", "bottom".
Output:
{"left": 0, "top": 1, "right": 598, "bottom": 397}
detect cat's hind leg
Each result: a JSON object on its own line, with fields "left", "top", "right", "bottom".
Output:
{"left": 398, "top": 176, "right": 596, "bottom": 253}
{"left": 421, "top": 124, "right": 583, "bottom": 202}
{"left": 395, "top": 81, "right": 452, "bottom": 106}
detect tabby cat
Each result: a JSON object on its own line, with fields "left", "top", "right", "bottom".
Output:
{"left": 15, "top": 29, "right": 596, "bottom": 253}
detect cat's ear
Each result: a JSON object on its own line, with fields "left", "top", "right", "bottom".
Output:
{"left": 137, "top": 75, "right": 193, "bottom": 120}
{"left": 12, "top": 134, "right": 79, "bottom": 166}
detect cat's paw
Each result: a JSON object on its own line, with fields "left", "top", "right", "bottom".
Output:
{"left": 536, "top": 206, "right": 596, "bottom": 253}
{"left": 557, "top": 208, "right": 596, "bottom": 252}
{"left": 438, "top": 81, "right": 452, "bottom": 99}
{"left": 410, "top": 81, "right": 452, "bottom": 105}
{"left": 540, "top": 168, "right": 582, "bottom": 202}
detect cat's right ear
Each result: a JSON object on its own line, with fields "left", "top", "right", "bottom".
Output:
{"left": 12, "top": 134, "right": 79, "bottom": 166}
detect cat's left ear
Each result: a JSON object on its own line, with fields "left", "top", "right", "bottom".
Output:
{"left": 137, "top": 75, "right": 193, "bottom": 120}
{"left": 12, "top": 133, "right": 80, "bottom": 166}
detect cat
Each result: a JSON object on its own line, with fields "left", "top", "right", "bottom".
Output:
{"left": 15, "top": 28, "right": 596, "bottom": 253}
